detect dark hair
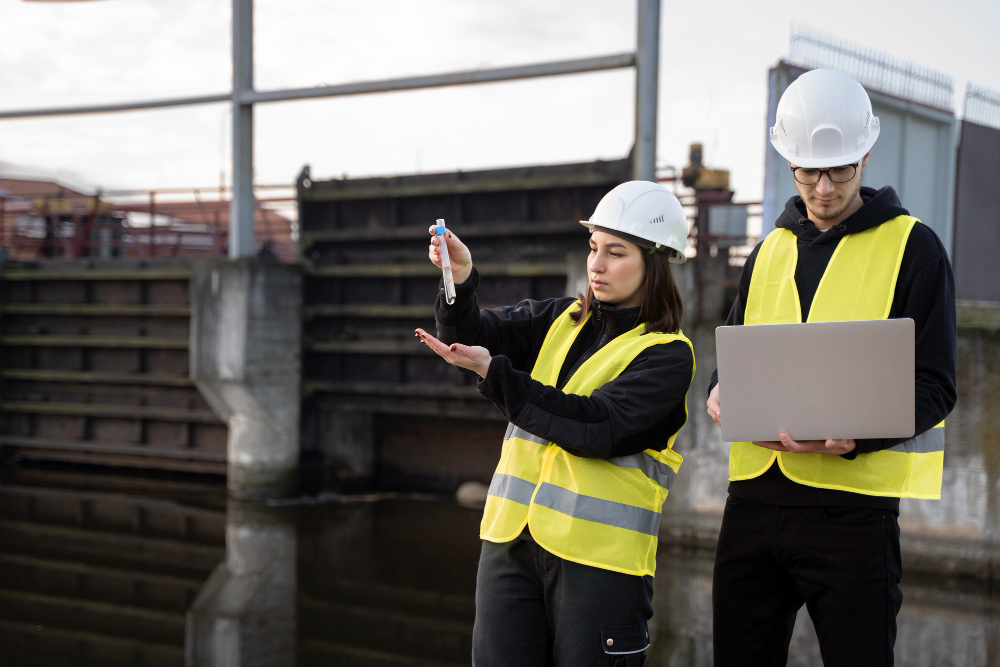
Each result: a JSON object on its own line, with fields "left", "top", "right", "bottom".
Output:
{"left": 569, "top": 247, "right": 684, "bottom": 334}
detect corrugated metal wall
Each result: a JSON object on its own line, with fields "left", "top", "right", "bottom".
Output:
{"left": 952, "top": 120, "right": 1000, "bottom": 302}
{"left": 763, "top": 62, "right": 957, "bottom": 252}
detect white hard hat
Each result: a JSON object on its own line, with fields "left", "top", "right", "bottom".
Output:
{"left": 580, "top": 181, "right": 689, "bottom": 264}
{"left": 770, "top": 69, "right": 880, "bottom": 168}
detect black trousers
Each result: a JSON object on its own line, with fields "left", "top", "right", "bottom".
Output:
{"left": 473, "top": 537, "right": 654, "bottom": 667}
{"left": 713, "top": 496, "right": 904, "bottom": 667}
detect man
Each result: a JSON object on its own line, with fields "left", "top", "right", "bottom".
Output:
{"left": 706, "top": 69, "right": 956, "bottom": 666}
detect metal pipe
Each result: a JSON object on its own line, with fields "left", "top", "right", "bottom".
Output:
{"left": 633, "top": 0, "right": 660, "bottom": 182}
{"left": 0, "top": 94, "right": 230, "bottom": 120}
{"left": 230, "top": 0, "right": 255, "bottom": 259}
{"left": 0, "top": 54, "right": 635, "bottom": 122}
{"left": 241, "top": 53, "right": 636, "bottom": 105}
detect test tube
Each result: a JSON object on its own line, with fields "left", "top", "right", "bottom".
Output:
{"left": 435, "top": 219, "right": 456, "bottom": 305}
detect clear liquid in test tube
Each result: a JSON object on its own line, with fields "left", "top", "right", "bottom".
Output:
{"left": 435, "top": 219, "right": 456, "bottom": 305}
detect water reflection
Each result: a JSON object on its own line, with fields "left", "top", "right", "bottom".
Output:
{"left": 0, "top": 467, "right": 226, "bottom": 667}
{"left": 187, "top": 502, "right": 297, "bottom": 666}
{"left": 2, "top": 468, "right": 997, "bottom": 667}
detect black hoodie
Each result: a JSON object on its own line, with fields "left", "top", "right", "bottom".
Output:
{"left": 708, "top": 186, "right": 957, "bottom": 512}
{"left": 435, "top": 271, "right": 694, "bottom": 460}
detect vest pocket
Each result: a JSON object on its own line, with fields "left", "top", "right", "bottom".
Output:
{"left": 600, "top": 622, "right": 650, "bottom": 666}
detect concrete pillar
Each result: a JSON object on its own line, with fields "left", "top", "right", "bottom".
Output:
{"left": 186, "top": 502, "right": 297, "bottom": 667}
{"left": 190, "top": 259, "right": 302, "bottom": 499}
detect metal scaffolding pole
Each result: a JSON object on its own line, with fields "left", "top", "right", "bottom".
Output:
{"left": 240, "top": 54, "right": 636, "bottom": 105}
{"left": 633, "top": 0, "right": 661, "bottom": 182}
{"left": 0, "top": 56, "right": 636, "bottom": 121}
{"left": 231, "top": 0, "right": 255, "bottom": 259}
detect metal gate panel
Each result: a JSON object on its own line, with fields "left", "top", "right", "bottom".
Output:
{"left": 298, "top": 159, "right": 630, "bottom": 490}
{"left": 952, "top": 120, "right": 1000, "bottom": 302}
{"left": 0, "top": 263, "right": 227, "bottom": 473}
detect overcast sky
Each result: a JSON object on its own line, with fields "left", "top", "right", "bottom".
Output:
{"left": 1, "top": 0, "right": 998, "bottom": 203}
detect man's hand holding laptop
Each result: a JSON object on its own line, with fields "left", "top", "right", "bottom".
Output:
{"left": 707, "top": 384, "right": 856, "bottom": 454}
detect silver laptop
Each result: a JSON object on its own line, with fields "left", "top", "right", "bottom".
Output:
{"left": 716, "top": 319, "right": 914, "bottom": 443}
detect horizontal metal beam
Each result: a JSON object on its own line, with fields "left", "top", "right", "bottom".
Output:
{"left": 1, "top": 335, "right": 188, "bottom": 349}
{"left": 1, "top": 400, "right": 221, "bottom": 423}
{"left": 241, "top": 53, "right": 637, "bottom": 104}
{"left": 0, "top": 94, "right": 230, "bottom": 120}
{"left": 0, "top": 268, "right": 191, "bottom": 281}
{"left": 0, "top": 304, "right": 191, "bottom": 317}
{"left": 1, "top": 369, "right": 194, "bottom": 387}
{"left": 0, "top": 53, "right": 635, "bottom": 120}
{"left": 304, "top": 261, "right": 566, "bottom": 279}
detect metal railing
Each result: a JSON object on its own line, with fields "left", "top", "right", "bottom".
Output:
{"left": 963, "top": 82, "right": 1000, "bottom": 130}
{"left": 788, "top": 25, "right": 954, "bottom": 112}
{"left": 0, "top": 186, "right": 297, "bottom": 261}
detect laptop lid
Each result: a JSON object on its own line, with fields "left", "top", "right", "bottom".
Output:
{"left": 716, "top": 319, "right": 915, "bottom": 443}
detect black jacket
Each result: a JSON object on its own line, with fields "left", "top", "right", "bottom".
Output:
{"left": 436, "top": 269, "right": 694, "bottom": 460}
{"left": 709, "top": 186, "right": 958, "bottom": 511}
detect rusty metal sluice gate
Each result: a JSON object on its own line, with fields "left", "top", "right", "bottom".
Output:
{"left": 0, "top": 263, "right": 228, "bottom": 474}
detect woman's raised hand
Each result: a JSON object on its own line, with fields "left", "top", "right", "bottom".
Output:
{"left": 428, "top": 226, "right": 473, "bottom": 285}
{"left": 415, "top": 328, "right": 492, "bottom": 379}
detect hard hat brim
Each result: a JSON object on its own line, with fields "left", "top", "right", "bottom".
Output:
{"left": 770, "top": 127, "right": 879, "bottom": 169}
{"left": 581, "top": 220, "right": 688, "bottom": 264}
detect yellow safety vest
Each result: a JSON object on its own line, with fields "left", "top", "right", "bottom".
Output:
{"left": 729, "top": 214, "right": 945, "bottom": 499}
{"left": 480, "top": 302, "right": 694, "bottom": 577}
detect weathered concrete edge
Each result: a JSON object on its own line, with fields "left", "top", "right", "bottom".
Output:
{"left": 659, "top": 511, "right": 999, "bottom": 581}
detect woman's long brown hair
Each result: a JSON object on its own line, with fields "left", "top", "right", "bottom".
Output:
{"left": 569, "top": 246, "right": 684, "bottom": 334}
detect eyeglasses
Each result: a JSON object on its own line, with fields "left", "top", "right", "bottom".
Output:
{"left": 789, "top": 162, "right": 860, "bottom": 185}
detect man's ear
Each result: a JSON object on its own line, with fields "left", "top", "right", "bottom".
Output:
{"left": 861, "top": 151, "right": 871, "bottom": 168}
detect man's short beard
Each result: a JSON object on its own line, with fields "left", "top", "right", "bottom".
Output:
{"left": 802, "top": 177, "right": 863, "bottom": 222}
{"left": 808, "top": 199, "right": 852, "bottom": 221}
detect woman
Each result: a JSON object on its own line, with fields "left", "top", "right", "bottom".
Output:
{"left": 415, "top": 181, "right": 695, "bottom": 667}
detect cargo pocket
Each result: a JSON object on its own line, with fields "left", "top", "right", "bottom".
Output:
{"left": 600, "top": 622, "right": 650, "bottom": 666}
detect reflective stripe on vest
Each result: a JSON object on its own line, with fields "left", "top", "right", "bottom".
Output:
{"left": 480, "top": 301, "right": 694, "bottom": 576}
{"left": 729, "top": 215, "right": 945, "bottom": 499}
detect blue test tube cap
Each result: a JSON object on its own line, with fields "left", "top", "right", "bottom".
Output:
{"left": 435, "top": 224, "right": 447, "bottom": 236}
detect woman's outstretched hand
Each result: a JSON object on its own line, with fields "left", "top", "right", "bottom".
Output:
{"left": 428, "top": 226, "right": 474, "bottom": 285}
{"left": 415, "top": 328, "right": 492, "bottom": 379}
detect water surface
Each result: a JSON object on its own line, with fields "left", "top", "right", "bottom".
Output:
{"left": 1, "top": 468, "right": 996, "bottom": 666}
